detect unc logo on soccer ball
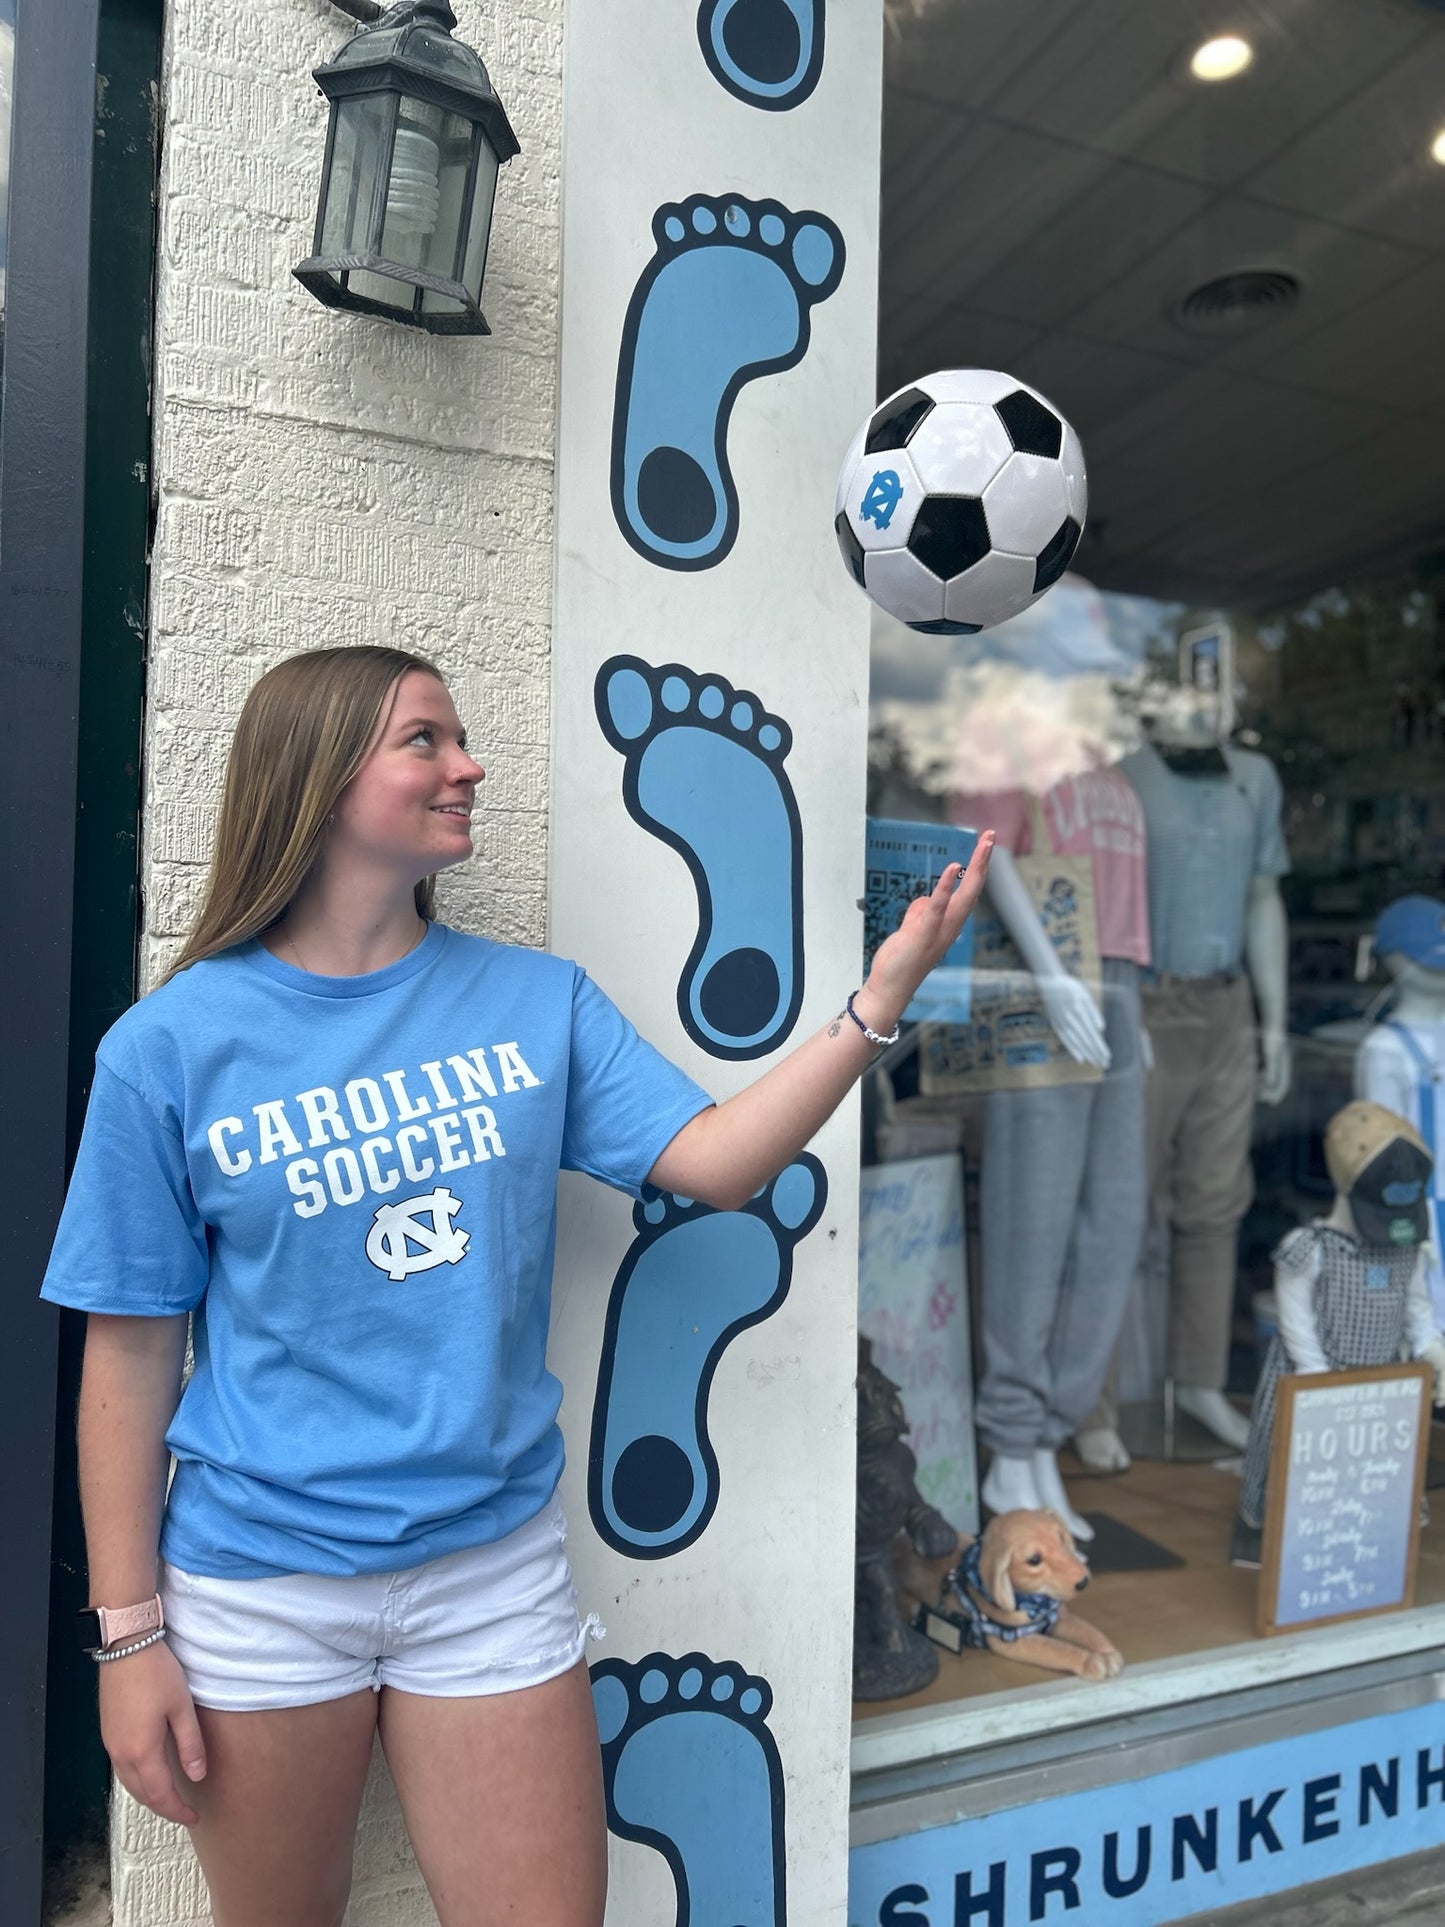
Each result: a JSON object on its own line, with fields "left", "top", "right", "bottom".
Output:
{"left": 834, "top": 370, "right": 1087, "bottom": 634}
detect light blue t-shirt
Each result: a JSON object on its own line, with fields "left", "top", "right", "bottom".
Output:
{"left": 1123, "top": 741, "right": 1289, "bottom": 978}
{"left": 42, "top": 924, "right": 712, "bottom": 1579}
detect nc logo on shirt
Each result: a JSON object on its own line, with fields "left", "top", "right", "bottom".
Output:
{"left": 366, "top": 1187, "right": 470, "bottom": 1282}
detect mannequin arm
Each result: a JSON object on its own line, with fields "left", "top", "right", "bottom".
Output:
{"left": 1406, "top": 1253, "right": 1445, "bottom": 1394}
{"left": 1353, "top": 1035, "right": 1413, "bottom": 1114}
{"left": 1274, "top": 1255, "right": 1330, "bottom": 1373}
{"left": 1246, "top": 873, "right": 1290, "bottom": 1104}
{"left": 984, "top": 845, "right": 1110, "bottom": 1068}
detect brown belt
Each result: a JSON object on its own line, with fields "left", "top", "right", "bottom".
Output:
{"left": 1143, "top": 968, "right": 1244, "bottom": 990}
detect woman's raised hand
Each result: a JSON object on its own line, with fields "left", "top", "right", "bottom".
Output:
{"left": 646, "top": 833, "right": 994, "bottom": 1214}
{"left": 99, "top": 1641, "right": 208, "bottom": 1826}
{"left": 862, "top": 832, "right": 995, "bottom": 1022}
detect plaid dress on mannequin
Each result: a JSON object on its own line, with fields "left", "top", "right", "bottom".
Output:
{"left": 1239, "top": 1225, "right": 1419, "bottom": 1528}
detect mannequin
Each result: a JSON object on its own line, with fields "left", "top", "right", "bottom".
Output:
{"left": 1075, "top": 668, "right": 1291, "bottom": 1467}
{"left": 958, "top": 767, "right": 1150, "bottom": 1541}
{"left": 1235, "top": 1101, "right": 1445, "bottom": 1554}
{"left": 1354, "top": 895, "right": 1445, "bottom": 1325}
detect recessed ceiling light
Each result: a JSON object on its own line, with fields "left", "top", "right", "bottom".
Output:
{"left": 1189, "top": 35, "right": 1254, "bottom": 81}
{"left": 1173, "top": 267, "right": 1301, "bottom": 335}
{"left": 1431, "top": 127, "right": 1445, "bottom": 166}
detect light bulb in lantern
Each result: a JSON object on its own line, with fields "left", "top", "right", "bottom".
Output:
{"left": 385, "top": 109, "right": 443, "bottom": 268}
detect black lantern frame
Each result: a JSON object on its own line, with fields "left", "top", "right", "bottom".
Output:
{"left": 294, "top": 0, "right": 520, "bottom": 336}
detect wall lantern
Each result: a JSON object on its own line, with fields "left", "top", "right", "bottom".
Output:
{"left": 294, "top": 0, "right": 520, "bottom": 336}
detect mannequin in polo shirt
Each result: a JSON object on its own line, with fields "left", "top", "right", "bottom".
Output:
{"left": 1073, "top": 666, "right": 1291, "bottom": 1471}
{"left": 1355, "top": 895, "right": 1445, "bottom": 1325}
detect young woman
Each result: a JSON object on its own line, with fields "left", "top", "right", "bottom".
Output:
{"left": 43, "top": 645, "right": 991, "bottom": 1927}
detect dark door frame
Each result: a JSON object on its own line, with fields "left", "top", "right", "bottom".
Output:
{"left": 44, "top": 0, "right": 162, "bottom": 1874}
{"left": 1, "top": 1, "right": 103, "bottom": 1919}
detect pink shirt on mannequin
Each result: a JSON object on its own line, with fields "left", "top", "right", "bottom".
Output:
{"left": 953, "top": 769, "right": 1151, "bottom": 969}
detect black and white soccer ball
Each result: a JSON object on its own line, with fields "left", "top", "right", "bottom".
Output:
{"left": 834, "top": 370, "right": 1087, "bottom": 634}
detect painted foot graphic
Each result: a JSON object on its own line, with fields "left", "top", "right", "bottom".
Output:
{"left": 590, "top": 1157, "right": 826, "bottom": 1557}
{"left": 592, "top": 1652, "right": 786, "bottom": 1926}
{"left": 611, "top": 194, "right": 844, "bottom": 570}
{"left": 698, "top": 0, "right": 825, "bottom": 110}
{"left": 596, "top": 656, "right": 804, "bottom": 1059}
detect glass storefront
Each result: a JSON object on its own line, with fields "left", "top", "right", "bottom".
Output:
{"left": 856, "top": 0, "right": 1445, "bottom": 1746}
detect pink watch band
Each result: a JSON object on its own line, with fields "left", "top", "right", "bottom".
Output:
{"left": 96, "top": 1595, "right": 164, "bottom": 1649}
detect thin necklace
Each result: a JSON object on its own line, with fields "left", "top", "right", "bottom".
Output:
{"left": 283, "top": 918, "right": 426, "bottom": 975}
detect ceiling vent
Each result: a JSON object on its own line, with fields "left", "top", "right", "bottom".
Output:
{"left": 1171, "top": 268, "right": 1302, "bottom": 335}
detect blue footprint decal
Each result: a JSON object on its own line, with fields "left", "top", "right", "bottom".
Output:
{"left": 611, "top": 193, "right": 844, "bottom": 570}
{"left": 590, "top": 1156, "right": 826, "bottom": 1557}
{"left": 698, "top": 0, "right": 825, "bottom": 110}
{"left": 596, "top": 656, "right": 804, "bottom": 1059}
{"left": 592, "top": 1651, "right": 786, "bottom": 1926}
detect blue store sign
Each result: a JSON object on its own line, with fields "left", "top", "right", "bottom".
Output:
{"left": 850, "top": 1701, "right": 1445, "bottom": 1926}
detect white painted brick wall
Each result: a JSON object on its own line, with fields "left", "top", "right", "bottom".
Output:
{"left": 120, "top": 0, "right": 562, "bottom": 1915}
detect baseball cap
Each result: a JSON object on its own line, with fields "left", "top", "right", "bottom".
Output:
{"left": 1375, "top": 895, "right": 1445, "bottom": 970}
{"left": 1324, "top": 1101, "right": 1432, "bottom": 1247}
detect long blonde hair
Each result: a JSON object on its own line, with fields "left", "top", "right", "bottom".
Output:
{"left": 164, "top": 645, "right": 443, "bottom": 981}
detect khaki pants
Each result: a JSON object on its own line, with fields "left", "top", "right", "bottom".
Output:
{"left": 1087, "top": 973, "right": 1257, "bottom": 1428}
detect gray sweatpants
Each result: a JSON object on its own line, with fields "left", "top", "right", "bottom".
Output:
{"left": 975, "top": 959, "right": 1148, "bottom": 1455}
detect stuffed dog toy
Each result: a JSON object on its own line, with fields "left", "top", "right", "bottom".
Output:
{"left": 907, "top": 1508, "right": 1124, "bottom": 1681}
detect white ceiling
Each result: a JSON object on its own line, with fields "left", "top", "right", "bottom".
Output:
{"left": 879, "top": 0, "right": 1445, "bottom": 608}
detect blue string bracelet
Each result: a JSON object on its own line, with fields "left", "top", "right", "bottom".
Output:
{"left": 846, "top": 991, "right": 900, "bottom": 1049}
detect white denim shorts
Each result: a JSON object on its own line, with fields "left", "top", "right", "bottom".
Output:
{"left": 159, "top": 1497, "right": 601, "bottom": 1713}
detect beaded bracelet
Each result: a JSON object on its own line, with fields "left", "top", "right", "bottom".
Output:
{"left": 845, "top": 991, "right": 901, "bottom": 1050}
{"left": 93, "top": 1629, "right": 168, "bottom": 1664}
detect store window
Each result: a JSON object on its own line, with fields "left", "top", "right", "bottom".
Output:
{"left": 856, "top": 0, "right": 1445, "bottom": 1736}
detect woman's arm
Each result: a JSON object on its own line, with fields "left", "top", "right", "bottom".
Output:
{"left": 650, "top": 835, "right": 993, "bottom": 1209}
{"left": 80, "top": 1312, "right": 209, "bottom": 1824}
{"left": 80, "top": 1312, "right": 185, "bottom": 1601}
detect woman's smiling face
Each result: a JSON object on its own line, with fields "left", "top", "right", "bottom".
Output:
{"left": 329, "top": 669, "right": 486, "bottom": 884}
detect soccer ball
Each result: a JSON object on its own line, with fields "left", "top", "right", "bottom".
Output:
{"left": 834, "top": 370, "right": 1087, "bottom": 634}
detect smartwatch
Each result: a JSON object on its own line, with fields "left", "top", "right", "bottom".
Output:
{"left": 75, "top": 1594, "right": 164, "bottom": 1655}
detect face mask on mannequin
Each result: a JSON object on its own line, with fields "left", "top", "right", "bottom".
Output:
{"left": 1324, "top": 1100, "right": 1433, "bottom": 1249}
{"left": 1344, "top": 1138, "right": 1432, "bottom": 1248}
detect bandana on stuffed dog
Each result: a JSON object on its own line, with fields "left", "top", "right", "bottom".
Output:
{"left": 947, "top": 1538, "right": 1062, "bottom": 1647}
